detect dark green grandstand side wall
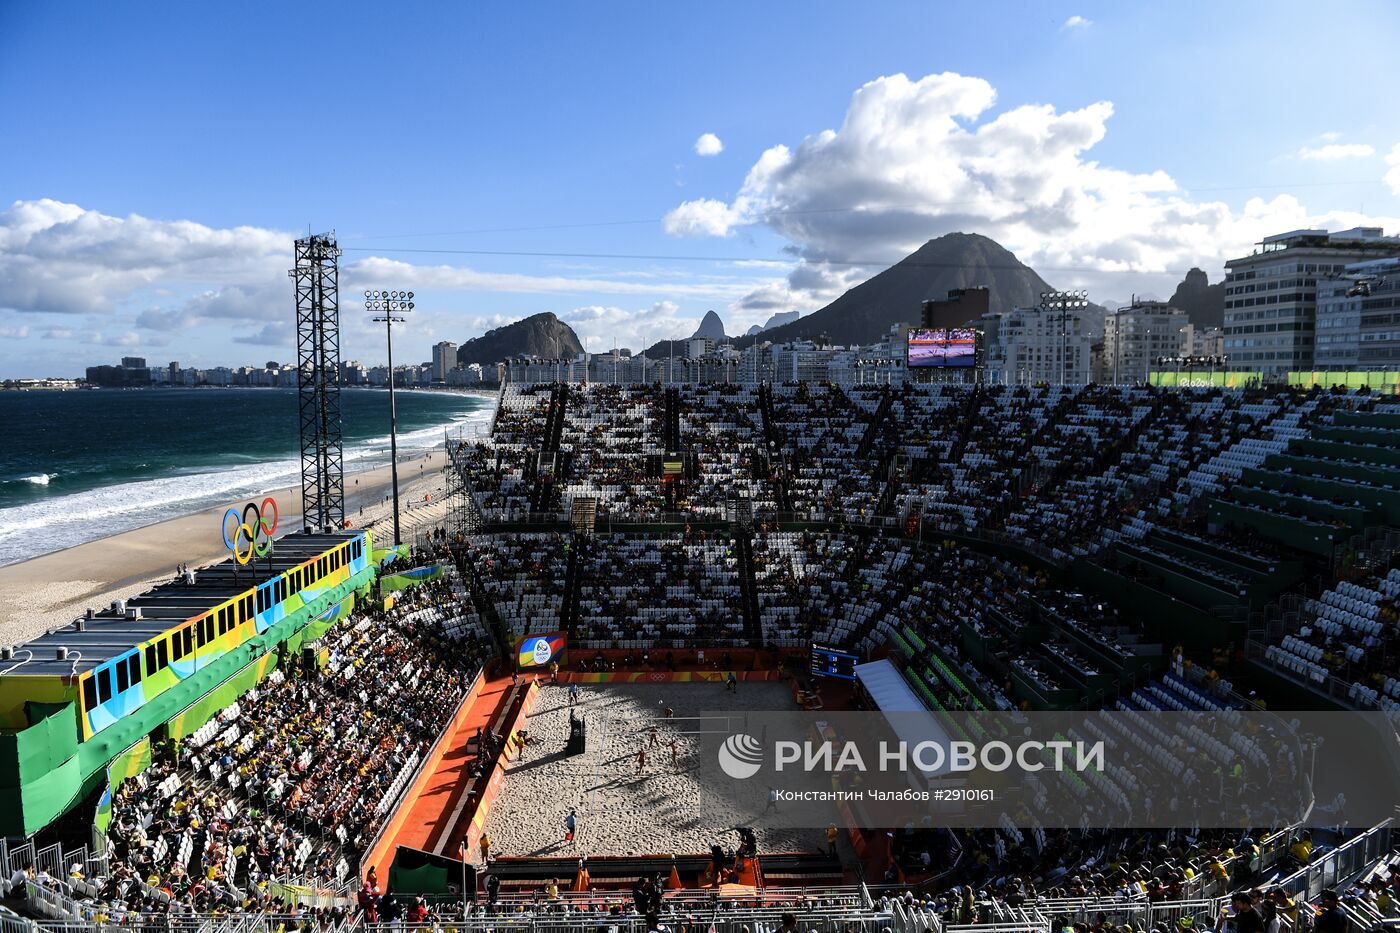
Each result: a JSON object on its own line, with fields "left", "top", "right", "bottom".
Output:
{"left": 1334, "top": 410, "right": 1400, "bottom": 430}
{"left": 1228, "top": 487, "right": 1368, "bottom": 534}
{"left": 1267, "top": 453, "right": 1400, "bottom": 487}
{"left": 1114, "top": 547, "right": 1246, "bottom": 610}
{"left": 1208, "top": 501, "right": 1339, "bottom": 557}
{"left": 1243, "top": 468, "right": 1400, "bottom": 526}
{"left": 1293, "top": 437, "right": 1400, "bottom": 467}
{"left": 1311, "top": 425, "right": 1400, "bottom": 448}
{"left": 0, "top": 569, "right": 372, "bottom": 838}
{"left": 1152, "top": 527, "right": 1295, "bottom": 579}
{"left": 1072, "top": 562, "right": 1240, "bottom": 657}
{"left": 1244, "top": 661, "right": 1349, "bottom": 712}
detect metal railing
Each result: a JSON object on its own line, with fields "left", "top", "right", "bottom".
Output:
{"left": 1271, "top": 820, "right": 1394, "bottom": 903}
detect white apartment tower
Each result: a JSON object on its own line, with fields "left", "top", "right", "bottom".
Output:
{"left": 432, "top": 341, "right": 458, "bottom": 382}
{"left": 1104, "top": 302, "right": 1189, "bottom": 383}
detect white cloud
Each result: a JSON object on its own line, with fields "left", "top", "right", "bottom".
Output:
{"left": 560, "top": 300, "right": 700, "bottom": 350}
{"left": 0, "top": 199, "right": 787, "bottom": 360}
{"left": 665, "top": 71, "right": 1400, "bottom": 312}
{"left": 1385, "top": 144, "right": 1400, "bottom": 196}
{"left": 694, "top": 133, "right": 725, "bottom": 156}
{"left": 0, "top": 326, "right": 29, "bottom": 339}
{"left": 86, "top": 330, "right": 149, "bottom": 348}
{"left": 344, "top": 256, "right": 760, "bottom": 301}
{"left": 1298, "top": 143, "right": 1375, "bottom": 161}
{"left": 0, "top": 199, "right": 286, "bottom": 317}
{"left": 662, "top": 198, "right": 748, "bottom": 237}
{"left": 1062, "top": 15, "right": 1092, "bottom": 29}
{"left": 232, "top": 322, "right": 288, "bottom": 346}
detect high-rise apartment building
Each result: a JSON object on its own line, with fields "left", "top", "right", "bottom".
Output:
{"left": 1223, "top": 227, "right": 1400, "bottom": 374}
{"left": 1314, "top": 257, "right": 1400, "bottom": 370}
{"left": 1103, "top": 302, "right": 1188, "bottom": 383}
{"left": 432, "top": 341, "right": 458, "bottom": 382}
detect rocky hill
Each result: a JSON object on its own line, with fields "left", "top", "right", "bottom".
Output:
{"left": 455, "top": 312, "right": 583, "bottom": 366}
{"left": 745, "top": 233, "right": 1055, "bottom": 346}
{"left": 1167, "top": 267, "right": 1226, "bottom": 328}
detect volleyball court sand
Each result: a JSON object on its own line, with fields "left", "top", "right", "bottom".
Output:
{"left": 479, "top": 682, "right": 827, "bottom": 862}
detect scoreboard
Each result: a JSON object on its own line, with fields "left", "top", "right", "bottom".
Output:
{"left": 810, "top": 644, "right": 859, "bottom": 680}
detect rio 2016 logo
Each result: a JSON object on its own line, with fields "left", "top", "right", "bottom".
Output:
{"left": 528, "top": 638, "right": 553, "bottom": 666}
{"left": 718, "top": 733, "right": 764, "bottom": 780}
{"left": 222, "top": 497, "right": 278, "bottom": 565}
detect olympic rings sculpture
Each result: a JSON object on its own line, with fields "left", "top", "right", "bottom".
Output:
{"left": 221, "top": 496, "right": 279, "bottom": 565}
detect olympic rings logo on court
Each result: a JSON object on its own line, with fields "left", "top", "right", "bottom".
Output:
{"left": 222, "top": 497, "right": 279, "bottom": 565}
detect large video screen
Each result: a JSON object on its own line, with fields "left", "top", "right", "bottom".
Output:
{"left": 515, "top": 632, "right": 568, "bottom": 669}
{"left": 907, "top": 328, "right": 977, "bottom": 368}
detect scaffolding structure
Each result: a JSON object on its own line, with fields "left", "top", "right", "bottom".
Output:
{"left": 290, "top": 233, "right": 345, "bottom": 533}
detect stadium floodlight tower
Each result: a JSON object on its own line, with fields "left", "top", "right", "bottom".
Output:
{"left": 1040, "top": 290, "right": 1090, "bottom": 386}
{"left": 367, "top": 289, "right": 414, "bottom": 546}
{"left": 291, "top": 233, "right": 345, "bottom": 533}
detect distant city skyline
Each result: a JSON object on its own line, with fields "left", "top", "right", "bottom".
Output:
{"left": 4, "top": 2, "right": 1400, "bottom": 377}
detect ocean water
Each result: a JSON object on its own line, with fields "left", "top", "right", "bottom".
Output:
{"left": 0, "top": 387, "right": 495, "bottom": 566}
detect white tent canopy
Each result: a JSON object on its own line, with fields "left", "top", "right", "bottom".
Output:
{"left": 855, "top": 658, "right": 953, "bottom": 779}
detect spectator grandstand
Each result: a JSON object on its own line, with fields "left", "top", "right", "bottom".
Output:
{"left": 9, "top": 381, "right": 1400, "bottom": 933}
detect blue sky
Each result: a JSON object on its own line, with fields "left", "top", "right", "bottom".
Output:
{"left": 3, "top": 1, "right": 1400, "bottom": 377}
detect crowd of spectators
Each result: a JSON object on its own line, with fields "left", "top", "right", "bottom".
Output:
{"left": 88, "top": 574, "right": 489, "bottom": 920}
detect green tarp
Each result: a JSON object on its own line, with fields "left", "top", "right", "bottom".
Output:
{"left": 167, "top": 652, "right": 279, "bottom": 743}
{"left": 1286, "top": 371, "right": 1400, "bottom": 392}
{"left": 0, "top": 701, "right": 77, "bottom": 790}
{"left": 380, "top": 564, "right": 445, "bottom": 593}
{"left": 1149, "top": 371, "right": 1263, "bottom": 388}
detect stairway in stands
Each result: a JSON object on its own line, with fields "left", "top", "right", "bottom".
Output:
{"left": 946, "top": 385, "right": 983, "bottom": 465}
{"left": 755, "top": 383, "right": 794, "bottom": 512}
{"left": 454, "top": 552, "right": 513, "bottom": 657}
{"left": 664, "top": 386, "right": 682, "bottom": 451}
{"left": 560, "top": 538, "right": 585, "bottom": 637}
{"left": 860, "top": 387, "right": 908, "bottom": 517}
{"left": 732, "top": 532, "right": 764, "bottom": 646}
{"left": 543, "top": 382, "right": 568, "bottom": 453}
{"left": 856, "top": 386, "right": 892, "bottom": 459}
{"left": 530, "top": 383, "right": 569, "bottom": 512}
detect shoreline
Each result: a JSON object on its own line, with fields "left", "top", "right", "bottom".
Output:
{"left": 0, "top": 390, "right": 496, "bottom": 566}
{"left": 0, "top": 448, "right": 454, "bottom": 646}
{"left": 0, "top": 396, "right": 489, "bottom": 645}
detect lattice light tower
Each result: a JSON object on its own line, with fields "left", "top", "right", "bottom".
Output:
{"left": 290, "top": 233, "right": 345, "bottom": 533}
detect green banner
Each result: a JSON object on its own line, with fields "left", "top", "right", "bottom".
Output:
{"left": 166, "top": 652, "right": 278, "bottom": 743}
{"left": 380, "top": 563, "right": 445, "bottom": 593}
{"left": 1149, "top": 371, "right": 1263, "bottom": 388}
{"left": 372, "top": 544, "right": 411, "bottom": 569}
{"left": 1287, "top": 370, "right": 1400, "bottom": 392}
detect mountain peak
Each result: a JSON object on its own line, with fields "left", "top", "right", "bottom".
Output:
{"left": 456, "top": 311, "right": 583, "bottom": 366}
{"left": 1167, "top": 267, "right": 1225, "bottom": 328}
{"left": 691, "top": 309, "right": 727, "bottom": 340}
{"left": 748, "top": 232, "right": 1053, "bottom": 346}
{"left": 746, "top": 310, "right": 802, "bottom": 336}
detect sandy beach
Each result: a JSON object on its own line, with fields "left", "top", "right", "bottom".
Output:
{"left": 0, "top": 447, "right": 458, "bottom": 647}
